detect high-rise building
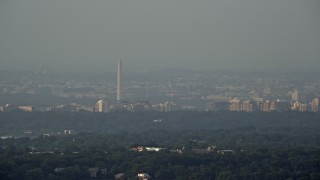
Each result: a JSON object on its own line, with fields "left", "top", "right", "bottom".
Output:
{"left": 117, "top": 60, "right": 122, "bottom": 101}
{"left": 95, "top": 100, "right": 105, "bottom": 112}
{"left": 262, "top": 100, "right": 270, "bottom": 112}
{"left": 298, "top": 103, "right": 307, "bottom": 112}
{"left": 229, "top": 98, "right": 241, "bottom": 111}
{"left": 241, "top": 100, "right": 253, "bottom": 112}
{"left": 311, "top": 98, "right": 319, "bottom": 112}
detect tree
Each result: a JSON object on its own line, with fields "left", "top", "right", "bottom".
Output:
{"left": 25, "top": 168, "right": 44, "bottom": 180}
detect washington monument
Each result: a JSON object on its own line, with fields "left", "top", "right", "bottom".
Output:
{"left": 116, "top": 60, "right": 122, "bottom": 101}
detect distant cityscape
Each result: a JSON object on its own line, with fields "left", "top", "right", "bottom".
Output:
{"left": 0, "top": 62, "right": 319, "bottom": 113}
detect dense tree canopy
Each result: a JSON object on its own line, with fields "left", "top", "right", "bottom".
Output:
{"left": 0, "top": 111, "right": 319, "bottom": 179}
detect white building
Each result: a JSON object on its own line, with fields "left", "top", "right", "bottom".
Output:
{"left": 95, "top": 100, "right": 106, "bottom": 112}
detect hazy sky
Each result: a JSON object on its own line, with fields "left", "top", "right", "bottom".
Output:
{"left": 0, "top": 0, "right": 319, "bottom": 72}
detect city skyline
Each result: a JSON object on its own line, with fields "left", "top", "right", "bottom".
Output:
{"left": 1, "top": 1, "right": 320, "bottom": 178}
{"left": 0, "top": 69, "right": 319, "bottom": 113}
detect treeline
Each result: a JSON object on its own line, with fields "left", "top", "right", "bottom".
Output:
{"left": 1, "top": 128, "right": 319, "bottom": 152}
{"left": 0, "top": 111, "right": 320, "bottom": 135}
{"left": 0, "top": 111, "right": 320, "bottom": 179}
{"left": 1, "top": 131, "right": 320, "bottom": 180}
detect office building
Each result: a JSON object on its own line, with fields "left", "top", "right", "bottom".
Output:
{"left": 95, "top": 100, "right": 105, "bottom": 112}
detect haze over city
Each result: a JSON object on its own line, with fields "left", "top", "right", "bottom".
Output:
{"left": 1, "top": 1, "right": 320, "bottom": 179}
{"left": 0, "top": 0, "right": 319, "bottom": 72}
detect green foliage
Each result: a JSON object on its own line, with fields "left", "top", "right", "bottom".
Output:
{"left": 0, "top": 111, "right": 320, "bottom": 179}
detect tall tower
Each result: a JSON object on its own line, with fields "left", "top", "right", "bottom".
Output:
{"left": 116, "top": 60, "right": 122, "bottom": 101}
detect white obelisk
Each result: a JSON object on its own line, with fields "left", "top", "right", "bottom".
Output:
{"left": 116, "top": 60, "right": 122, "bottom": 101}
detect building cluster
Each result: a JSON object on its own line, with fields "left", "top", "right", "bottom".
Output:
{"left": 1, "top": 61, "right": 320, "bottom": 113}
{"left": 101, "top": 100, "right": 179, "bottom": 112}
{"left": 47, "top": 103, "right": 94, "bottom": 112}
{"left": 0, "top": 104, "right": 34, "bottom": 112}
{"left": 1, "top": 97, "right": 319, "bottom": 113}
{"left": 130, "top": 146, "right": 165, "bottom": 152}
{"left": 37, "top": 100, "right": 179, "bottom": 113}
{"left": 206, "top": 97, "right": 319, "bottom": 112}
